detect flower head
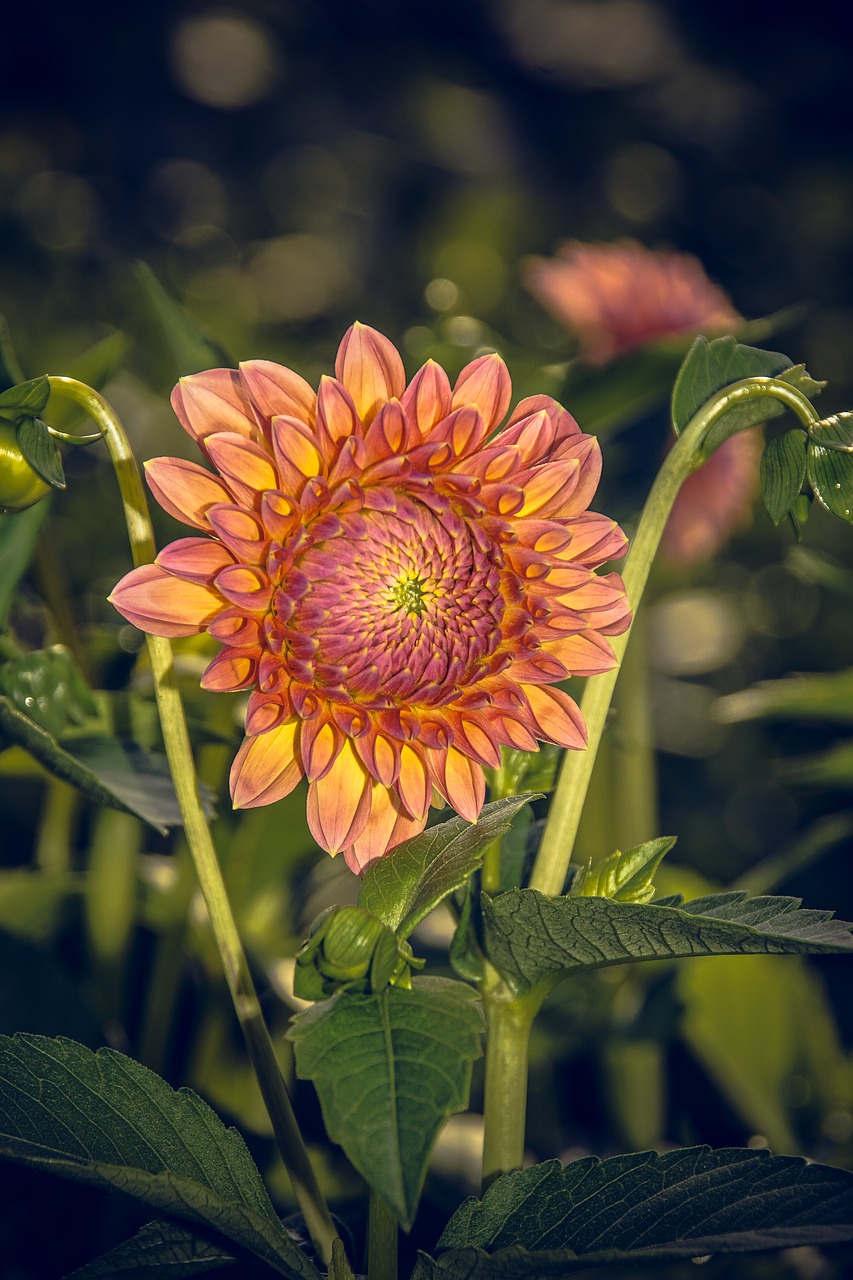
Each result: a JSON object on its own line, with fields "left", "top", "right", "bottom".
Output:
{"left": 110, "top": 324, "right": 629, "bottom": 871}
{"left": 523, "top": 239, "right": 739, "bottom": 365}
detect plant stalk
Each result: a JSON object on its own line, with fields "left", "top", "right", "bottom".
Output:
{"left": 480, "top": 967, "right": 543, "bottom": 1184}
{"left": 47, "top": 376, "right": 339, "bottom": 1269}
{"left": 367, "top": 1191, "right": 398, "bottom": 1280}
{"left": 529, "top": 376, "right": 821, "bottom": 897}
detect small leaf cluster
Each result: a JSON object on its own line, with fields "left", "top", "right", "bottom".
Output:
{"left": 293, "top": 905, "right": 425, "bottom": 999}
{"left": 569, "top": 836, "right": 676, "bottom": 904}
{"left": 762, "top": 411, "right": 853, "bottom": 531}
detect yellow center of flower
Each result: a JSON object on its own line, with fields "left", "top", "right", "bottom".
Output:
{"left": 389, "top": 573, "right": 431, "bottom": 618}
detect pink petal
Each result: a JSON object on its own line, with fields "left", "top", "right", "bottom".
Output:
{"left": 401, "top": 360, "right": 452, "bottom": 435}
{"left": 523, "top": 684, "right": 587, "bottom": 749}
{"left": 452, "top": 353, "right": 512, "bottom": 432}
{"left": 427, "top": 747, "right": 485, "bottom": 823}
{"left": 171, "top": 369, "right": 258, "bottom": 445}
{"left": 145, "top": 458, "right": 233, "bottom": 531}
{"left": 306, "top": 740, "right": 373, "bottom": 853}
{"left": 334, "top": 323, "right": 406, "bottom": 426}
{"left": 204, "top": 432, "right": 279, "bottom": 502}
{"left": 155, "top": 537, "right": 234, "bottom": 583}
{"left": 200, "top": 649, "right": 258, "bottom": 692}
{"left": 239, "top": 359, "right": 317, "bottom": 426}
{"left": 109, "top": 563, "right": 222, "bottom": 637}
{"left": 317, "top": 375, "right": 362, "bottom": 444}
{"left": 343, "top": 784, "right": 427, "bottom": 873}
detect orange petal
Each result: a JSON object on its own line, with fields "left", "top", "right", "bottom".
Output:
{"left": 145, "top": 458, "right": 233, "bottom": 530}
{"left": 204, "top": 432, "right": 279, "bottom": 500}
{"left": 342, "top": 784, "right": 427, "bottom": 873}
{"left": 427, "top": 747, "right": 485, "bottom": 824}
{"left": 402, "top": 359, "right": 452, "bottom": 435}
{"left": 451, "top": 353, "right": 512, "bottom": 432}
{"left": 306, "top": 740, "right": 372, "bottom": 853}
{"left": 109, "top": 563, "right": 222, "bottom": 637}
{"left": 334, "top": 322, "right": 405, "bottom": 426}
{"left": 231, "top": 720, "right": 303, "bottom": 808}
{"left": 396, "top": 744, "right": 430, "bottom": 820}
{"left": 523, "top": 684, "right": 587, "bottom": 749}
{"left": 239, "top": 359, "right": 317, "bottom": 425}
{"left": 542, "top": 630, "right": 617, "bottom": 676}
{"left": 300, "top": 718, "right": 342, "bottom": 782}
{"left": 208, "top": 504, "right": 268, "bottom": 560}
{"left": 317, "top": 375, "right": 362, "bottom": 443}
{"left": 200, "top": 649, "right": 257, "bottom": 692}
{"left": 171, "top": 369, "right": 258, "bottom": 445}
{"left": 214, "top": 564, "right": 272, "bottom": 612}
{"left": 270, "top": 417, "right": 325, "bottom": 480}
{"left": 155, "top": 537, "right": 234, "bottom": 583}
{"left": 517, "top": 458, "right": 581, "bottom": 517}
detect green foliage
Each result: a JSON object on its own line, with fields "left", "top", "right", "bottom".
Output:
{"left": 0, "top": 1034, "right": 320, "bottom": 1280}
{"left": 716, "top": 665, "right": 853, "bottom": 725}
{"left": 0, "top": 501, "right": 50, "bottom": 627}
{"left": 568, "top": 836, "right": 676, "bottom": 904}
{"left": 134, "top": 261, "right": 231, "bottom": 378}
{"left": 16, "top": 416, "right": 66, "bottom": 488}
{"left": 0, "top": 644, "right": 98, "bottom": 735}
{"left": 807, "top": 412, "right": 853, "bottom": 522}
{"left": 358, "top": 794, "right": 537, "bottom": 936}
{"left": 760, "top": 429, "right": 808, "bottom": 524}
{"left": 66, "top": 1219, "right": 247, "bottom": 1278}
{"left": 0, "top": 375, "right": 51, "bottom": 422}
{"left": 293, "top": 904, "right": 424, "bottom": 1000}
{"left": 413, "top": 1147, "right": 853, "bottom": 1276}
{"left": 482, "top": 889, "right": 853, "bottom": 994}
{"left": 288, "top": 977, "right": 484, "bottom": 1228}
{"left": 671, "top": 335, "right": 822, "bottom": 453}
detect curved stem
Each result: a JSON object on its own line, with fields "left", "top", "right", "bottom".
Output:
{"left": 529, "top": 376, "right": 820, "bottom": 897}
{"left": 47, "top": 376, "right": 339, "bottom": 1269}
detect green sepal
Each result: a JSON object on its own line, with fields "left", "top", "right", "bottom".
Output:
{"left": 760, "top": 429, "right": 808, "bottom": 524}
{"left": 293, "top": 905, "right": 424, "bottom": 1000}
{"left": 569, "top": 836, "right": 676, "bottom": 904}
{"left": 807, "top": 412, "right": 853, "bottom": 523}
{"left": 0, "top": 375, "right": 50, "bottom": 422}
{"left": 15, "top": 418, "right": 65, "bottom": 489}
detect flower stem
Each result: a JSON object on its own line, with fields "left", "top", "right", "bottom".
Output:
{"left": 367, "top": 1191, "right": 397, "bottom": 1280}
{"left": 46, "top": 377, "right": 339, "bottom": 1269}
{"left": 480, "top": 966, "right": 544, "bottom": 1184}
{"left": 529, "top": 375, "right": 821, "bottom": 897}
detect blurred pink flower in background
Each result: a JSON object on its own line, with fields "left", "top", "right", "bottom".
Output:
{"left": 524, "top": 238, "right": 760, "bottom": 567}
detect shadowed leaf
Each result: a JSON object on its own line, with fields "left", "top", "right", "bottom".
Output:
{"left": 66, "top": 1219, "right": 253, "bottom": 1278}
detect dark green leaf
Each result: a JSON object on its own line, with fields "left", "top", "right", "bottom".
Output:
{"left": 413, "top": 1147, "right": 853, "bottom": 1276}
{"left": 0, "top": 500, "right": 50, "bottom": 628}
{"left": 0, "top": 1034, "right": 319, "bottom": 1279}
{"left": 359, "top": 795, "right": 538, "bottom": 937}
{"left": 0, "top": 375, "right": 50, "bottom": 420}
{"left": 288, "top": 977, "right": 483, "bottom": 1229}
{"left": 671, "top": 336, "right": 822, "bottom": 454}
{"left": 449, "top": 886, "right": 486, "bottom": 983}
{"left": 482, "top": 888, "right": 853, "bottom": 994}
{"left": 807, "top": 414, "right": 853, "bottom": 523}
{"left": 0, "top": 695, "right": 214, "bottom": 833}
{"left": 65, "top": 1219, "right": 252, "bottom": 1278}
{"left": 760, "top": 430, "right": 808, "bottom": 524}
{"left": 134, "top": 262, "right": 231, "bottom": 377}
{"left": 327, "top": 1238, "right": 355, "bottom": 1280}
{"left": 16, "top": 417, "right": 65, "bottom": 488}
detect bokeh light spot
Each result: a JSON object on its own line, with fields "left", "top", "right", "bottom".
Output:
{"left": 171, "top": 13, "right": 279, "bottom": 109}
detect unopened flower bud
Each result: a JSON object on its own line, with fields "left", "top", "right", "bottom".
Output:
{"left": 0, "top": 422, "right": 51, "bottom": 513}
{"left": 293, "top": 905, "right": 424, "bottom": 1000}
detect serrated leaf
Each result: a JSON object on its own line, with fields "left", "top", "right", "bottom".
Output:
{"left": 760, "top": 430, "right": 808, "bottom": 524}
{"left": 0, "top": 500, "right": 50, "bottom": 628}
{"left": 0, "top": 374, "right": 50, "bottom": 419}
{"left": 671, "top": 336, "right": 822, "bottom": 455}
{"left": 807, "top": 415, "right": 853, "bottom": 522}
{"left": 414, "top": 1147, "right": 853, "bottom": 1275}
{"left": 16, "top": 417, "right": 65, "bottom": 488}
{"left": 287, "top": 977, "right": 483, "bottom": 1229}
{"left": 134, "top": 262, "right": 231, "bottom": 377}
{"left": 66, "top": 1219, "right": 248, "bottom": 1278}
{"left": 0, "top": 695, "right": 214, "bottom": 834}
{"left": 358, "top": 795, "right": 538, "bottom": 937}
{"left": 482, "top": 888, "right": 853, "bottom": 994}
{"left": 0, "top": 1034, "right": 319, "bottom": 1280}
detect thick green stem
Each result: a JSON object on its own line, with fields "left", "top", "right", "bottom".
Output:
{"left": 47, "top": 377, "right": 339, "bottom": 1269}
{"left": 481, "top": 968, "right": 544, "bottom": 1184}
{"left": 367, "top": 1191, "right": 397, "bottom": 1280}
{"left": 529, "top": 377, "right": 821, "bottom": 897}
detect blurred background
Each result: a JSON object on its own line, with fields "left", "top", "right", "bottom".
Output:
{"left": 2, "top": 2, "right": 853, "bottom": 1277}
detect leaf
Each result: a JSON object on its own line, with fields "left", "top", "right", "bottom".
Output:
{"left": 760, "top": 430, "right": 808, "bottom": 524}
{"left": 358, "top": 795, "right": 538, "bottom": 937}
{"left": 134, "top": 262, "right": 231, "bottom": 377}
{"left": 414, "top": 1147, "right": 853, "bottom": 1275}
{"left": 671, "top": 336, "right": 822, "bottom": 454}
{"left": 65, "top": 1219, "right": 250, "bottom": 1278}
{"left": 287, "top": 977, "right": 484, "bottom": 1228}
{"left": 0, "top": 500, "right": 50, "bottom": 628}
{"left": 715, "top": 667, "right": 853, "bottom": 725}
{"left": 807, "top": 413, "right": 853, "bottom": 523}
{"left": 0, "top": 374, "right": 50, "bottom": 421}
{"left": 16, "top": 417, "right": 66, "bottom": 489}
{"left": 0, "top": 1034, "right": 320, "bottom": 1280}
{"left": 0, "top": 695, "right": 214, "bottom": 834}
{"left": 781, "top": 739, "right": 853, "bottom": 788}
{"left": 569, "top": 837, "right": 676, "bottom": 904}
{"left": 482, "top": 888, "right": 853, "bottom": 994}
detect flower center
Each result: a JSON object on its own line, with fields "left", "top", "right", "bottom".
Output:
{"left": 390, "top": 573, "right": 431, "bottom": 618}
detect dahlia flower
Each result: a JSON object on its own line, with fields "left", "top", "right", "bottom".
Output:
{"left": 524, "top": 239, "right": 760, "bottom": 568}
{"left": 523, "top": 239, "right": 738, "bottom": 365}
{"left": 110, "top": 324, "right": 629, "bottom": 871}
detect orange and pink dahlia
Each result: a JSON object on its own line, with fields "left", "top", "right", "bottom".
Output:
{"left": 110, "top": 324, "right": 630, "bottom": 871}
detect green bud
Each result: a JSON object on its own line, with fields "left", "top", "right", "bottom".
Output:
{"left": 0, "top": 421, "right": 51, "bottom": 513}
{"left": 293, "top": 905, "right": 424, "bottom": 1000}
{"left": 570, "top": 836, "right": 677, "bottom": 905}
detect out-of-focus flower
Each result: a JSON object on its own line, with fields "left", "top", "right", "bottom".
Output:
{"left": 110, "top": 324, "right": 629, "bottom": 871}
{"left": 524, "top": 239, "right": 760, "bottom": 568}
